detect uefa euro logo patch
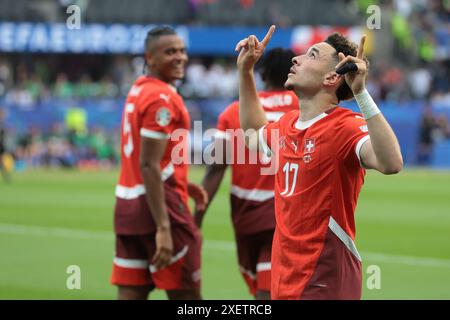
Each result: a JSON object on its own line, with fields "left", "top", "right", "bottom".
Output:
{"left": 156, "top": 107, "right": 171, "bottom": 127}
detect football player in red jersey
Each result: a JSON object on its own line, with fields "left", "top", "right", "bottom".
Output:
{"left": 111, "top": 26, "right": 207, "bottom": 300}
{"left": 194, "top": 48, "right": 298, "bottom": 300}
{"left": 236, "top": 26, "right": 403, "bottom": 299}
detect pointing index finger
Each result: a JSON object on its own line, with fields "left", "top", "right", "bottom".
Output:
{"left": 261, "top": 25, "right": 276, "bottom": 47}
{"left": 357, "top": 34, "right": 366, "bottom": 59}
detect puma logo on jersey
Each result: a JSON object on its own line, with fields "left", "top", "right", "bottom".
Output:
{"left": 129, "top": 85, "right": 142, "bottom": 97}
{"left": 291, "top": 141, "right": 298, "bottom": 153}
{"left": 160, "top": 93, "right": 170, "bottom": 103}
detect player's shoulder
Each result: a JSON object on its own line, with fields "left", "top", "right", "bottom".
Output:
{"left": 267, "top": 109, "right": 298, "bottom": 130}
{"left": 218, "top": 100, "right": 239, "bottom": 123}
{"left": 133, "top": 77, "right": 182, "bottom": 109}
{"left": 333, "top": 107, "right": 366, "bottom": 123}
{"left": 330, "top": 107, "right": 367, "bottom": 135}
{"left": 222, "top": 100, "right": 240, "bottom": 114}
{"left": 280, "top": 109, "right": 299, "bottom": 122}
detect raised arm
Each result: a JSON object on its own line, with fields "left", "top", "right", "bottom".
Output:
{"left": 236, "top": 25, "right": 275, "bottom": 149}
{"left": 336, "top": 35, "right": 403, "bottom": 174}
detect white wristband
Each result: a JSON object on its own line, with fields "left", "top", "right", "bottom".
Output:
{"left": 354, "top": 89, "right": 381, "bottom": 120}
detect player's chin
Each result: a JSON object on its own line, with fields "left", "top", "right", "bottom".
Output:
{"left": 284, "top": 79, "right": 294, "bottom": 91}
{"left": 171, "top": 71, "right": 185, "bottom": 80}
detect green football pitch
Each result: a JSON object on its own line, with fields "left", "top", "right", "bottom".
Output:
{"left": 0, "top": 167, "right": 449, "bottom": 299}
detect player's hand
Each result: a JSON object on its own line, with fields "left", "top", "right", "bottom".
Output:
{"left": 188, "top": 182, "right": 209, "bottom": 213}
{"left": 193, "top": 210, "right": 204, "bottom": 229}
{"left": 335, "top": 35, "right": 368, "bottom": 95}
{"left": 152, "top": 227, "right": 173, "bottom": 270}
{"left": 236, "top": 25, "right": 276, "bottom": 71}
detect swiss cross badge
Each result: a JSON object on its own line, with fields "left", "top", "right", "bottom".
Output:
{"left": 304, "top": 138, "right": 315, "bottom": 154}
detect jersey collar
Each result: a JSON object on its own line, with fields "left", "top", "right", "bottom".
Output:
{"left": 294, "top": 112, "right": 328, "bottom": 130}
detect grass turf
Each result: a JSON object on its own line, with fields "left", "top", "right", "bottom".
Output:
{"left": 0, "top": 167, "right": 449, "bottom": 299}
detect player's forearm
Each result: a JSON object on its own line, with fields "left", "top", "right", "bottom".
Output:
{"left": 365, "top": 114, "right": 403, "bottom": 174}
{"left": 141, "top": 163, "right": 171, "bottom": 230}
{"left": 238, "top": 69, "right": 268, "bottom": 132}
{"left": 356, "top": 89, "right": 403, "bottom": 174}
{"left": 201, "top": 164, "right": 227, "bottom": 210}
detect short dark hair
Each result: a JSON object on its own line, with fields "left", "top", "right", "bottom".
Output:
{"left": 325, "top": 33, "right": 369, "bottom": 101}
{"left": 258, "top": 48, "right": 295, "bottom": 89}
{"left": 144, "top": 25, "right": 176, "bottom": 53}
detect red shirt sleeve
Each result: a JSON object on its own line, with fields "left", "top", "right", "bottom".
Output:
{"left": 335, "top": 113, "right": 370, "bottom": 167}
{"left": 140, "top": 97, "right": 179, "bottom": 139}
{"left": 217, "top": 102, "right": 239, "bottom": 131}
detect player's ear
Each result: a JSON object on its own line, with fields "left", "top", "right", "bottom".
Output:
{"left": 145, "top": 51, "right": 155, "bottom": 69}
{"left": 323, "top": 71, "right": 341, "bottom": 88}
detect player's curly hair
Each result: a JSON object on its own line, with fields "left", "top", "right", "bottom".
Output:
{"left": 325, "top": 33, "right": 369, "bottom": 102}
{"left": 258, "top": 48, "right": 295, "bottom": 89}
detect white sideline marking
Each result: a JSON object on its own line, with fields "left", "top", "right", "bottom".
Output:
{"left": 1, "top": 223, "right": 450, "bottom": 269}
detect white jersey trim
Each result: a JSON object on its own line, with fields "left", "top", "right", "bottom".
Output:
{"left": 149, "top": 245, "right": 189, "bottom": 273}
{"left": 258, "top": 125, "right": 272, "bottom": 157}
{"left": 328, "top": 216, "right": 362, "bottom": 262}
{"left": 294, "top": 112, "right": 328, "bottom": 130}
{"left": 113, "top": 257, "right": 148, "bottom": 269}
{"left": 231, "top": 185, "right": 274, "bottom": 202}
{"left": 239, "top": 265, "right": 256, "bottom": 280}
{"left": 115, "top": 163, "right": 175, "bottom": 199}
{"left": 140, "top": 128, "right": 170, "bottom": 140}
{"left": 256, "top": 262, "right": 271, "bottom": 272}
{"left": 115, "top": 184, "right": 146, "bottom": 199}
{"left": 161, "top": 162, "right": 175, "bottom": 181}
{"left": 355, "top": 135, "right": 370, "bottom": 168}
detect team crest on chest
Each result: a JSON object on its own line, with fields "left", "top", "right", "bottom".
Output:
{"left": 303, "top": 154, "right": 312, "bottom": 163}
{"left": 304, "top": 138, "right": 315, "bottom": 154}
{"left": 156, "top": 107, "right": 171, "bottom": 127}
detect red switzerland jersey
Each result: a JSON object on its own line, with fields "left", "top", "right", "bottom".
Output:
{"left": 114, "top": 76, "right": 191, "bottom": 235}
{"left": 216, "top": 90, "right": 299, "bottom": 235}
{"left": 261, "top": 107, "right": 370, "bottom": 299}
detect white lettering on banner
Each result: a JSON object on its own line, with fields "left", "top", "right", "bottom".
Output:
{"left": 66, "top": 5, "right": 81, "bottom": 30}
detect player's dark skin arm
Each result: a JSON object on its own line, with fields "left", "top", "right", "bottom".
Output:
{"left": 140, "top": 137, "right": 173, "bottom": 270}
{"left": 194, "top": 139, "right": 228, "bottom": 228}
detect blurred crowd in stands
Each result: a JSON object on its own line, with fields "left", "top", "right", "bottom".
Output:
{"left": 0, "top": 0, "right": 448, "bottom": 170}
{"left": 0, "top": 116, "right": 119, "bottom": 171}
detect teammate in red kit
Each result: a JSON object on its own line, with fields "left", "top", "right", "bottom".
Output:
{"left": 194, "top": 48, "right": 298, "bottom": 300}
{"left": 236, "top": 26, "right": 403, "bottom": 299}
{"left": 111, "top": 26, "right": 207, "bottom": 300}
